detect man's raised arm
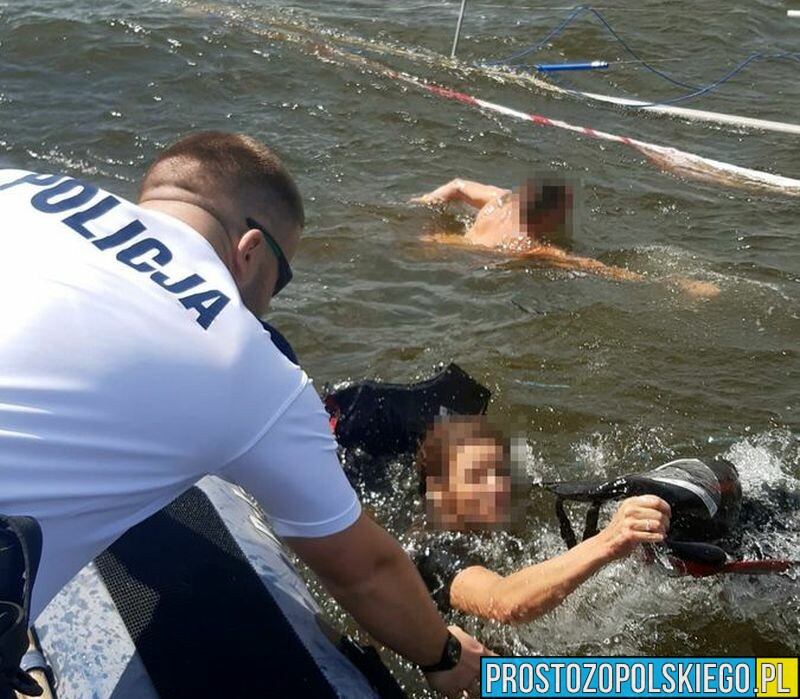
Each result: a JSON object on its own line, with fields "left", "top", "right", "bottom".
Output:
{"left": 410, "top": 178, "right": 510, "bottom": 210}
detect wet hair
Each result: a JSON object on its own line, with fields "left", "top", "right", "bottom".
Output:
{"left": 417, "top": 415, "right": 510, "bottom": 495}
{"left": 141, "top": 131, "right": 305, "bottom": 229}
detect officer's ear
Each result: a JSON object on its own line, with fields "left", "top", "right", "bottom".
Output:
{"left": 230, "top": 228, "right": 264, "bottom": 285}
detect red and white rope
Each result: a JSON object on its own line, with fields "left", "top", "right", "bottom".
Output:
{"left": 410, "top": 80, "right": 800, "bottom": 197}
{"left": 212, "top": 5, "right": 800, "bottom": 197}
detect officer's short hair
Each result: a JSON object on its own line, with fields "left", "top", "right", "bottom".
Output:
{"left": 142, "top": 131, "right": 304, "bottom": 229}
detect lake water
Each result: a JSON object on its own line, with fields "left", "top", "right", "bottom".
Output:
{"left": 2, "top": 1, "right": 797, "bottom": 695}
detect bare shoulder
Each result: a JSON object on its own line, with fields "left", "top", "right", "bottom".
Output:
{"left": 466, "top": 195, "right": 513, "bottom": 245}
{"left": 476, "top": 189, "right": 511, "bottom": 217}
{"left": 490, "top": 187, "right": 513, "bottom": 202}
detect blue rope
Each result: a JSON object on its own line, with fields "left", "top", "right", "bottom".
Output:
{"left": 484, "top": 5, "right": 585, "bottom": 66}
{"left": 516, "top": 51, "right": 800, "bottom": 108}
{"left": 481, "top": 6, "right": 800, "bottom": 107}
{"left": 482, "top": 5, "right": 700, "bottom": 90}
{"left": 621, "top": 52, "right": 800, "bottom": 107}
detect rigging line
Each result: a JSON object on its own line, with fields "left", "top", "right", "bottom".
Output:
{"left": 191, "top": 2, "right": 800, "bottom": 135}
{"left": 516, "top": 51, "right": 800, "bottom": 108}
{"left": 476, "top": 64, "right": 800, "bottom": 135}
{"left": 482, "top": 5, "right": 700, "bottom": 90}
{"left": 225, "top": 12, "right": 800, "bottom": 197}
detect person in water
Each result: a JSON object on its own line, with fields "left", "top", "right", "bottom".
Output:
{"left": 322, "top": 364, "right": 797, "bottom": 613}
{"left": 411, "top": 177, "right": 720, "bottom": 297}
{"left": 317, "top": 361, "right": 669, "bottom": 623}
{"left": 407, "top": 415, "right": 671, "bottom": 623}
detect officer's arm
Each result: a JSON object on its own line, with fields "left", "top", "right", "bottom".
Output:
{"left": 286, "top": 513, "right": 491, "bottom": 697}
{"left": 221, "top": 378, "right": 491, "bottom": 696}
{"left": 286, "top": 513, "right": 447, "bottom": 664}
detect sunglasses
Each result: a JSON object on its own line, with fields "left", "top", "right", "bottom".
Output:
{"left": 246, "top": 217, "right": 293, "bottom": 297}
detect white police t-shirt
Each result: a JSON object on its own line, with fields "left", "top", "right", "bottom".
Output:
{"left": 0, "top": 170, "right": 361, "bottom": 617}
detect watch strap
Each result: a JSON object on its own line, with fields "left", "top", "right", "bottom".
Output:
{"left": 419, "top": 631, "right": 462, "bottom": 673}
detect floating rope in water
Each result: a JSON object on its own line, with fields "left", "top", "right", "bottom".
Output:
{"left": 407, "top": 80, "right": 800, "bottom": 197}
{"left": 193, "top": 3, "right": 800, "bottom": 135}
{"left": 478, "top": 61, "right": 800, "bottom": 135}
{"left": 191, "top": 3, "right": 800, "bottom": 196}
{"left": 484, "top": 5, "right": 702, "bottom": 89}
{"left": 309, "top": 38, "right": 800, "bottom": 196}
{"left": 483, "top": 5, "right": 800, "bottom": 116}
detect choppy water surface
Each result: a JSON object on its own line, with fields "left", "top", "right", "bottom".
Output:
{"left": 2, "top": 0, "right": 797, "bottom": 694}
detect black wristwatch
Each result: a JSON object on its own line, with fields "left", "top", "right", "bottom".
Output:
{"left": 419, "top": 631, "right": 462, "bottom": 673}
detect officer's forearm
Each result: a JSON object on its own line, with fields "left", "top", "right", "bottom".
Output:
{"left": 287, "top": 513, "right": 448, "bottom": 667}
{"left": 326, "top": 541, "right": 449, "bottom": 666}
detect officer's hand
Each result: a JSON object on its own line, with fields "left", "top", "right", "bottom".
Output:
{"left": 424, "top": 625, "right": 495, "bottom": 698}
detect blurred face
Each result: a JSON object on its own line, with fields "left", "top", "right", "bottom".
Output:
{"left": 427, "top": 438, "right": 512, "bottom": 530}
{"left": 514, "top": 179, "right": 573, "bottom": 243}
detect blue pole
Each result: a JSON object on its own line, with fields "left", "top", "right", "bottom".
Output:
{"left": 535, "top": 60, "right": 609, "bottom": 72}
